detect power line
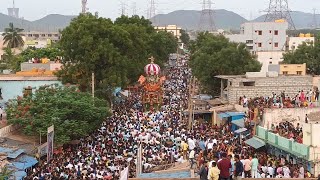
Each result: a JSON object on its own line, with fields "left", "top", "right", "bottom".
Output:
{"left": 199, "top": 0, "right": 215, "bottom": 32}
{"left": 131, "top": 2, "right": 137, "bottom": 16}
{"left": 264, "top": 0, "right": 295, "bottom": 30}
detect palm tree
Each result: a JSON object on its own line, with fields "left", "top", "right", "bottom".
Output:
{"left": 2, "top": 23, "right": 24, "bottom": 48}
{"left": 0, "top": 166, "right": 14, "bottom": 179}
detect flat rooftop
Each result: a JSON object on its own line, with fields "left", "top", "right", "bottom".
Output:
{"left": 0, "top": 74, "right": 58, "bottom": 81}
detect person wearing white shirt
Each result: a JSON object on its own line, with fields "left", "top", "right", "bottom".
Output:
{"left": 283, "top": 165, "right": 291, "bottom": 178}
{"left": 188, "top": 138, "right": 195, "bottom": 151}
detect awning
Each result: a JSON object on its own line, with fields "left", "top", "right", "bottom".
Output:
{"left": 7, "top": 149, "right": 25, "bottom": 159}
{"left": 10, "top": 155, "right": 38, "bottom": 170}
{"left": 231, "top": 119, "right": 245, "bottom": 128}
{"left": 245, "top": 137, "right": 266, "bottom": 149}
{"left": 218, "top": 113, "right": 230, "bottom": 119}
{"left": 234, "top": 128, "right": 247, "bottom": 134}
{"left": 13, "top": 171, "right": 27, "bottom": 180}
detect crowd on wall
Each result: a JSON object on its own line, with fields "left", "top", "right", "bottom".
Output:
{"left": 23, "top": 55, "right": 317, "bottom": 180}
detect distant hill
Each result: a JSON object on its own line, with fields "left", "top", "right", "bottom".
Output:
{"left": 151, "top": 9, "right": 248, "bottom": 30}
{"left": 253, "top": 11, "right": 320, "bottom": 29}
{"left": 0, "top": 13, "right": 76, "bottom": 32}
{"left": 0, "top": 10, "right": 319, "bottom": 32}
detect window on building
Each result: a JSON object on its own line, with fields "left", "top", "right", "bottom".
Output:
{"left": 283, "top": 66, "right": 287, "bottom": 68}
{"left": 0, "top": 89, "right": 2, "bottom": 100}
{"left": 41, "top": 34, "right": 46, "bottom": 37}
{"left": 247, "top": 46, "right": 253, "bottom": 50}
{"left": 258, "top": 31, "right": 262, "bottom": 35}
{"left": 33, "top": 34, "right": 39, "bottom": 38}
{"left": 274, "top": 42, "right": 279, "bottom": 47}
{"left": 242, "top": 82, "right": 255, "bottom": 86}
{"left": 269, "top": 42, "right": 272, "bottom": 44}
{"left": 297, "top": 71, "right": 302, "bottom": 75}
{"left": 274, "top": 30, "right": 279, "bottom": 35}
{"left": 28, "top": 34, "right": 32, "bottom": 37}
{"left": 297, "top": 65, "right": 301, "bottom": 68}
{"left": 48, "top": 34, "right": 52, "bottom": 37}
{"left": 23, "top": 87, "right": 33, "bottom": 97}
{"left": 246, "top": 40, "right": 253, "bottom": 44}
{"left": 269, "top": 61, "right": 272, "bottom": 64}
{"left": 269, "top": 30, "right": 272, "bottom": 33}
{"left": 283, "top": 71, "right": 288, "bottom": 75}
{"left": 258, "top": 43, "right": 262, "bottom": 47}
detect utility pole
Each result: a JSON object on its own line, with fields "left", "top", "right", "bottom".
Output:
{"left": 264, "top": 0, "right": 295, "bottom": 30}
{"left": 188, "top": 77, "right": 196, "bottom": 130}
{"left": 92, "top": 72, "right": 95, "bottom": 98}
{"left": 199, "top": 0, "right": 215, "bottom": 32}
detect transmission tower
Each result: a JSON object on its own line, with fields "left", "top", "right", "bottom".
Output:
{"left": 131, "top": 2, "right": 137, "bottom": 16}
{"left": 120, "top": 1, "right": 128, "bottom": 16}
{"left": 148, "top": 0, "right": 156, "bottom": 19}
{"left": 312, "top": 8, "right": 318, "bottom": 29}
{"left": 81, "top": 0, "right": 88, "bottom": 14}
{"left": 264, "top": 0, "right": 295, "bottom": 30}
{"left": 199, "top": 0, "right": 215, "bottom": 32}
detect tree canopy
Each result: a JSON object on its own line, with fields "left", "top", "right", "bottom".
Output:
{"left": 2, "top": 23, "right": 24, "bottom": 48}
{"left": 6, "top": 85, "right": 109, "bottom": 144}
{"left": 180, "top": 29, "right": 190, "bottom": 46}
{"left": 19, "top": 47, "right": 62, "bottom": 62}
{"left": 57, "top": 14, "right": 177, "bottom": 100}
{"left": 190, "top": 32, "right": 261, "bottom": 95}
{"left": 283, "top": 35, "right": 320, "bottom": 75}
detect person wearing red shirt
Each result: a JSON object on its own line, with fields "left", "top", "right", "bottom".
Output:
{"left": 218, "top": 152, "right": 232, "bottom": 180}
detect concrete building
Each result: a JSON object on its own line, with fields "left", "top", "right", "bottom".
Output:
{"left": 268, "top": 63, "right": 307, "bottom": 76}
{"left": 154, "top": 25, "right": 182, "bottom": 41}
{"left": 280, "top": 63, "right": 307, "bottom": 75}
{"left": 23, "top": 31, "right": 61, "bottom": 42}
{"left": 216, "top": 72, "right": 313, "bottom": 104}
{"left": 257, "top": 51, "right": 284, "bottom": 72}
{"left": 0, "top": 75, "right": 61, "bottom": 106}
{"left": 287, "top": 34, "right": 315, "bottom": 51}
{"left": 226, "top": 21, "right": 288, "bottom": 52}
{"left": 226, "top": 21, "right": 289, "bottom": 73}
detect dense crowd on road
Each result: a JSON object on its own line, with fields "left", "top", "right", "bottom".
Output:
{"left": 24, "top": 55, "right": 316, "bottom": 180}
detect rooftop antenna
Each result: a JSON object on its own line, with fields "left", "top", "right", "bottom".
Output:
{"left": 264, "top": 0, "right": 295, "bottom": 30}
{"left": 199, "top": 0, "right": 215, "bottom": 32}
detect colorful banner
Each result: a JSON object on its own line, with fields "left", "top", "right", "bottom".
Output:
{"left": 47, "top": 125, "right": 54, "bottom": 162}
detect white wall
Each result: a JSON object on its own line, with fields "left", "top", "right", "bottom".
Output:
{"left": 256, "top": 51, "right": 284, "bottom": 72}
{"left": 263, "top": 108, "right": 320, "bottom": 129}
{"left": 288, "top": 37, "right": 315, "bottom": 51}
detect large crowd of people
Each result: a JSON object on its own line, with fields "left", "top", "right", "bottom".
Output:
{"left": 24, "top": 55, "right": 316, "bottom": 180}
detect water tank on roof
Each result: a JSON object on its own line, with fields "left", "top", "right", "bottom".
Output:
{"left": 275, "top": 19, "right": 285, "bottom": 23}
{"left": 299, "top": 33, "right": 305, "bottom": 37}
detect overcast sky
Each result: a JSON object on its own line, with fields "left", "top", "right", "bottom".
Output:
{"left": 0, "top": 0, "right": 319, "bottom": 21}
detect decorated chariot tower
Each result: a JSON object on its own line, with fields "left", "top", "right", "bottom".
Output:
{"left": 138, "top": 56, "right": 165, "bottom": 112}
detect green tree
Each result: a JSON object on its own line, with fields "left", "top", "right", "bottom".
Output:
{"left": 57, "top": 14, "right": 177, "bottom": 100}
{"left": 283, "top": 35, "right": 320, "bottom": 74}
{"left": 0, "top": 166, "right": 14, "bottom": 179}
{"left": 190, "top": 32, "right": 261, "bottom": 95}
{"left": 180, "top": 29, "right": 190, "bottom": 46}
{"left": 6, "top": 84, "right": 109, "bottom": 144}
{"left": 19, "top": 47, "right": 62, "bottom": 61}
{"left": 2, "top": 23, "right": 24, "bottom": 48}
{"left": 2, "top": 47, "right": 24, "bottom": 72}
